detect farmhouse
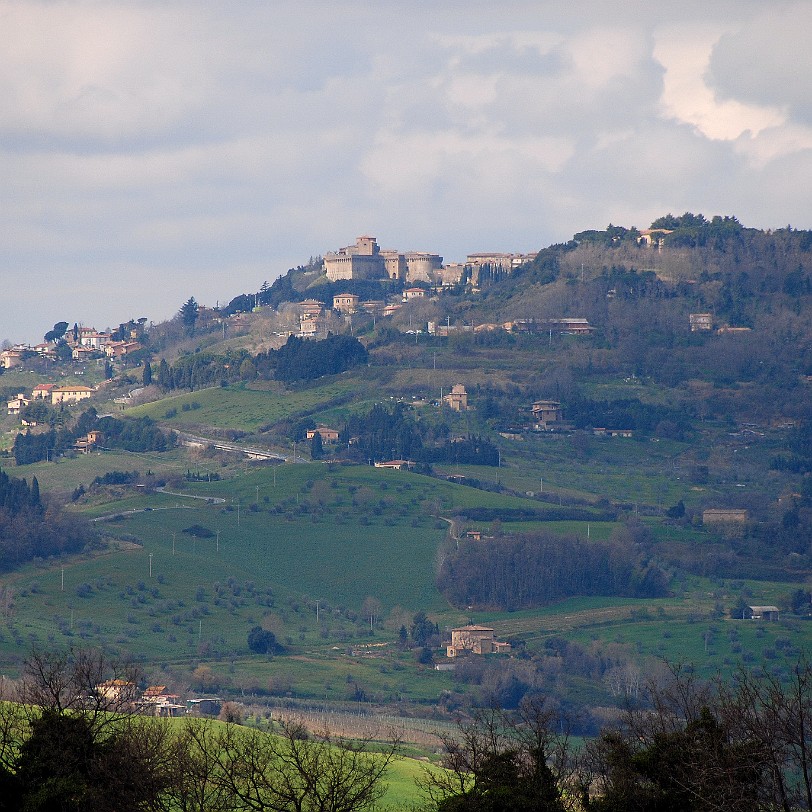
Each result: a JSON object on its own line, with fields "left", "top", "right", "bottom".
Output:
{"left": 703, "top": 508, "right": 748, "bottom": 525}
{"left": 531, "top": 400, "right": 562, "bottom": 426}
{"left": 544, "top": 318, "right": 594, "bottom": 336}
{"left": 306, "top": 426, "right": 340, "bottom": 443}
{"left": 447, "top": 625, "right": 511, "bottom": 658}
{"left": 748, "top": 605, "right": 780, "bottom": 621}
{"left": 443, "top": 384, "right": 469, "bottom": 412}
{"left": 51, "top": 385, "right": 95, "bottom": 405}
{"left": 690, "top": 313, "right": 713, "bottom": 331}
{"left": 74, "top": 430, "right": 104, "bottom": 453}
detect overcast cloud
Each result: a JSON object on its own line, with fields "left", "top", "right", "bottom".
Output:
{"left": 1, "top": 0, "right": 811, "bottom": 343}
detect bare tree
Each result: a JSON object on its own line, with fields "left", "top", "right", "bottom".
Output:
{"left": 418, "top": 695, "right": 573, "bottom": 811}
{"left": 584, "top": 660, "right": 812, "bottom": 812}
{"left": 178, "top": 717, "right": 400, "bottom": 812}
{"left": 3, "top": 648, "right": 175, "bottom": 811}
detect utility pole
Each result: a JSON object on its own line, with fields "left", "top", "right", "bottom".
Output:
{"left": 216, "top": 529, "right": 220, "bottom": 552}
{"left": 149, "top": 553, "right": 153, "bottom": 578}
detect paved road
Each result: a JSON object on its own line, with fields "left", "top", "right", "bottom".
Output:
{"left": 175, "top": 431, "right": 299, "bottom": 462}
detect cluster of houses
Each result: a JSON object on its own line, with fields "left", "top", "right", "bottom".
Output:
{"left": 7, "top": 382, "right": 96, "bottom": 420}
{"left": 97, "top": 680, "right": 221, "bottom": 718}
{"left": 689, "top": 313, "right": 752, "bottom": 335}
{"left": 292, "top": 288, "right": 596, "bottom": 343}
{"left": 428, "top": 317, "right": 594, "bottom": 338}
{"left": 1, "top": 325, "right": 143, "bottom": 370}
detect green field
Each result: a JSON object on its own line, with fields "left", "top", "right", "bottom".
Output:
{"left": 127, "top": 380, "right": 366, "bottom": 432}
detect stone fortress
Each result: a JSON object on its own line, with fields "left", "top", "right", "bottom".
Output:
{"left": 324, "top": 235, "right": 533, "bottom": 287}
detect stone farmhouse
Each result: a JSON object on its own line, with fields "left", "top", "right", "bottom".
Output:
{"left": 446, "top": 625, "right": 511, "bottom": 658}
{"left": 306, "top": 426, "right": 340, "bottom": 443}
{"left": 443, "top": 384, "right": 469, "bottom": 412}
{"left": 531, "top": 400, "right": 562, "bottom": 427}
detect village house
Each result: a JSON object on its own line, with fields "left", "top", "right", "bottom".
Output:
{"left": 72, "top": 346, "right": 97, "bottom": 362}
{"left": 690, "top": 313, "right": 713, "bottom": 331}
{"left": 299, "top": 299, "right": 325, "bottom": 318}
{"left": 382, "top": 303, "right": 402, "bottom": 317}
{"left": 446, "top": 625, "right": 511, "bottom": 658}
{"left": 637, "top": 228, "right": 673, "bottom": 247}
{"left": 51, "top": 385, "right": 95, "bottom": 405}
{"left": 104, "top": 340, "right": 141, "bottom": 358}
{"left": 32, "top": 343, "right": 57, "bottom": 358}
{"left": 74, "top": 430, "right": 104, "bottom": 453}
{"left": 6, "top": 393, "right": 29, "bottom": 416}
{"left": 443, "top": 384, "right": 469, "bottom": 412}
{"left": 298, "top": 315, "right": 327, "bottom": 338}
{"left": 306, "top": 426, "right": 340, "bottom": 443}
{"left": 531, "top": 400, "right": 562, "bottom": 426}
{"left": 332, "top": 293, "right": 359, "bottom": 314}
{"left": 360, "top": 300, "right": 385, "bottom": 316}
{"left": 1, "top": 347, "right": 25, "bottom": 369}
{"left": 403, "top": 287, "right": 427, "bottom": 302}
{"left": 32, "top": 383, "right": 56, "bottom": 399}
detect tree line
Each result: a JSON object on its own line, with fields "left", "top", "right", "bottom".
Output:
{"left": 152, "top": 333, "right": 369, "bottom": 392}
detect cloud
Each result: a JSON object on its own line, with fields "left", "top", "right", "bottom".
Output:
{"left": 707, "top": 3, "right": 812, "bottom": 124}
{"left": 0, "top": 0, "right": 810, "bottom": 343}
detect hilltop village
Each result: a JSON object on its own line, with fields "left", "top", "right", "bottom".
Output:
{"left": 1, "top": 215, "right": 812, "bottom": 812}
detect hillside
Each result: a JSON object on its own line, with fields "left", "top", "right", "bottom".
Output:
{"left": 1, "top": 213, "right": 811, "bottom": 730}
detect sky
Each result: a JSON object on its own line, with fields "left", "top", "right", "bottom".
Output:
{"left": 2, "top": 0, "right": 811, "bottom": 344}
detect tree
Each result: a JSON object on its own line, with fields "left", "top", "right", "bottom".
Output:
{"left": 179, "top": 297, "right": 199, "bottom": 335}
{"left": 419, "top": 697, "right": 571, "bottom": 811}
{"left": 310, "top": 430, "right": 324, "bottom": 460}
{"left": 44, "top": 322, "right": 68, "bottom": 343}
{"left": 247, "top": 626, "right": 283, "bottom": 655}
{"left": 360, "top": 596, "right": 382, "bottom": 632}
{"left": 3, "top": 649, "right": 175, "bottom": 811}
{"left": 142, "top": 360, "right": 153, "bottom": 387}
{"left": 410, "top": 611, "right": 438, "bottom": 647}
{"left": 584, "top": 660, "right": 812, "bottom": 812}
{"left": 177, "top": 717, "right": 399, "bottom": 812}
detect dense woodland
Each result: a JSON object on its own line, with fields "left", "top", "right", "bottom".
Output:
{"left": 437, "top": 529, "right": 669, "bottom": 611}
{"left": 0, "top": 469, "right": 95, "bottom": 570}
